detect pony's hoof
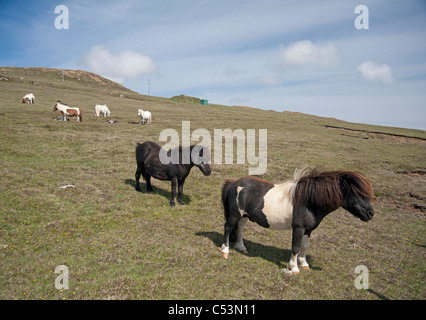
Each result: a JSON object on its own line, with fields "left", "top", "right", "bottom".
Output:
{"left": 170, "top": 203, "right": 176, "bottom": 208}
{"left": 282, "top": 268, "right": 299, "bottom": 275}
{"left": 241, "top": 250, "right": 248, "bottom": 255}
{"left": 222, "top": 252, "right": 229, "bottom": 259}
{"left": 301, "top": 266, "right": 310, "bottom": 270}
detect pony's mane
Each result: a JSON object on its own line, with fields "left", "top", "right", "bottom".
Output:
{"left": 292, "top": 168, "right": 374, "bottom": 211}
{"left": 166, "top": 145, "right": 211, "bottom": 163}
{"left": 56, "top": 100, "right": 68, "bottom": 106}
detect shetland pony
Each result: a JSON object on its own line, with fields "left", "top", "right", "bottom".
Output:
{"left": 22, "top": 93, "right": 35, "bottom": 104}
{"left": 135, "top": 141, "right": 211, "bottom": 207}
{"left": 138, "top": 109, "right": 152, "bottom": 124}
{"left": 94, "top": 104, "right": 111, "bottom": 117}
{"left": 53, "top": 101, "right": 83, "bottom": 122}
{"left": 221, "top": 168, "right": 374, "bottom": 274}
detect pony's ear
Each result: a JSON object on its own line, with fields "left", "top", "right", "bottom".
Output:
{"left": 191, "top": 145, "right": 211, "bottom": 164}
{"left": 200, "top": 146, "right": 211, "bottom": 163}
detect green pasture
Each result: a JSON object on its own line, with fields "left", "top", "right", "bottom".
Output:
{"left": 0, "top": 67, "right": 424, "bottom": 300}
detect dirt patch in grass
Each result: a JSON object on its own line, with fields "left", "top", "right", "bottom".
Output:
{"left": 324, "top": 124, "right": 426, "bottom": 145}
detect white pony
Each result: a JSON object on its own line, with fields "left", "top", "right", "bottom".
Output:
{"left": 22, "top": 93, "right": 35, "bottom": 104}
{"left": 94, "top": 104, "right": 111, "bottom": 117}
{"left": 138, "top": 109, "right": 152, "bottom": 124}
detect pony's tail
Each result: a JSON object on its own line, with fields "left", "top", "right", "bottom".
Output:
{"left": 79, "top": 109, "right": 83, "bottom": 122}
{"left": 222, "top": 179, "right": 238, "bottom": 242}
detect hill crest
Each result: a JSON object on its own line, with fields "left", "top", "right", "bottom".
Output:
{"left": 0, "top": 66, "right": 134, "bottom": 93}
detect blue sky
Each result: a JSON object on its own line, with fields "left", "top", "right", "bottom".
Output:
{"left": 1, "top": 0, "right": 426, "bottom": 129}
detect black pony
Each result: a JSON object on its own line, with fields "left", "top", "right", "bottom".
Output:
{"left": 135, "top": 141, "right": 211, "bottom": 207}
{"left": 221, "top": 168, "right": 374, "bottom": 274}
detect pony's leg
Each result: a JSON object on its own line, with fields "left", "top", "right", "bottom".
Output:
{"left": 144, "top": 174, "right": 153, "bottom": 192}
{"left": 285, "top": 227, "right": 305, "bottom": 274}
{"left": 177, "top": 179, "right": 185, "bottom": 205}
{"left": 135, "top": 167, "right": 142, "bottom": 192}
{"left": 234, "top": 217, "right": 248, "bottom": 254}
{"left": 170, "top": 177, "right": 177, "bottom": 207}
{"left": 222, "top": 215, "right": 239, "bottom": 259}
{"left": 298, "top": 235, "right": 310, "bottom": 270}
{"left": 287, "top": 253, "right": 299, "bottom": 274}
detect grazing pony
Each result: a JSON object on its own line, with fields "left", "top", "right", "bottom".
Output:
{"left": 138, "top": 109, "right": 152, "bottom": 124}
{"left": 221, "top": 168, "right": 374, "bottom": 274}
{"left": 22, "top": 93, "right": 35, "bottom": 104}
{"left": 53, "top": 101, "right": 83, "bottom": 122}
{"left": 94, "top": 104, "right": 111, "bottom": 117}
{"left": 135, "top": 141, "right": 211, "bottom": 207}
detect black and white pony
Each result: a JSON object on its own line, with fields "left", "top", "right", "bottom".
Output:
{"left": 221, "top": 168, "right": 374, "bottom": 274}
{"left": 135, "top": 141, "right": 212, "bottom": 207}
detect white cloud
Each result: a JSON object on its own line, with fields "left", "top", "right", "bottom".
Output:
{"left": 82, "top": 46, "right": 155, "bottom": 83}
{"left": 357, "top": 61, "right": 394, "bottom": 85}
{"left": 255, "top": 75, "right": 282, "bottom": 87}
{"left": 223, "top": 66, "right": 245, "bottom": 79}
{"left": 274, "top": 40, "right": 341, "bottom": 71}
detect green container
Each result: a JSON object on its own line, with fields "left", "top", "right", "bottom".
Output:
{"left": 200, "top": 99, "right": 208, "bottom": 105}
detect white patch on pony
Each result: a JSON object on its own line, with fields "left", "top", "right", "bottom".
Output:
{"left": 221, "top": 244, "right": 229, "bottom": 254}
{"left": 236, "top": 186, "right": 248, "bottom": 217}
{"left": 262, "top": 181, "right": 295, "bottom": 230}
{"left": 283, "top": 253, "right": 300, "bottom": 274}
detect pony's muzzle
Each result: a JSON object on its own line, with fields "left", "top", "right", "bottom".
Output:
{"left": 361, "top": 207, "right": 374, "bottom": 221}
{"left": 365, "top": 208, "right": 374, "bottom": 221}
{"left": 199, "top": 164, "right": 212, "bottom": 176}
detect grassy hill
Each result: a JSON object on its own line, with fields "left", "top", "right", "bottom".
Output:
{"left": 0, "top": 67, "right": 425, "bottom": 300}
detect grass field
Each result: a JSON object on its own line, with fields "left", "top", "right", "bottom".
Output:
{"left": 0, "top": 67, "right": 425, "bottom": 300}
